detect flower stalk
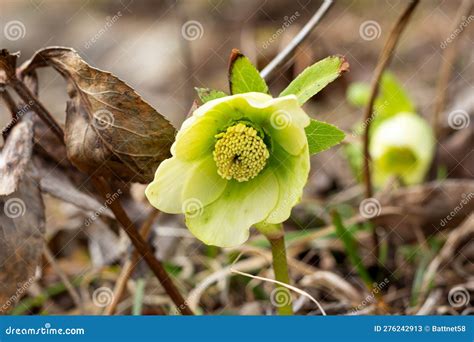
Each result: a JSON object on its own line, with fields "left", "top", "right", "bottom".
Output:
{"left": 256, "top": 223, "right": 293, "bottom": 315}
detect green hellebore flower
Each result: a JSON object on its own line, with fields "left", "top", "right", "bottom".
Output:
{"left": 145, "top": 92, "right": 310, "bottom": 247}
{"left": 370, "top": 112, "right": 434, "bottom": 187}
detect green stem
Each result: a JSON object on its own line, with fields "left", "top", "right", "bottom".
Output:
{"left": 255, "top": 223, "right": 293, "bottom": 315}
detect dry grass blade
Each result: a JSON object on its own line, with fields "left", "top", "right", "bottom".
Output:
{"left": 231, "top": 268, "right": 327, "bottom": 315}
{"left": 418, "top": 213, "right": 474, "bottom": 303}
{"left": 187, "top": 257, "right": 269, "bottom": 312}
{"left": 105, "top": 209, "right": 159, "bottom": 315}
{"left": 300, "top": 271, "right": 362, "bottom": 304}
{"left": 43, "top": 244, "right": 83, "bottom": 313}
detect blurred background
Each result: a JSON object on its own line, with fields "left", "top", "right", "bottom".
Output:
{"left": 0, "top": 0, "right": 472, "bottom": 315}
{"left": 1, "top": 0, "right": 472, "bottom": 128}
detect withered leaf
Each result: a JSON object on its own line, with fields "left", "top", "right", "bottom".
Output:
{"left": 0, "top": 49, "right": 18, "bottom": 86}
{"left": 20, "top": 47, "right": 176, "bottom": 184}
{"left": 0, "top": 114, "right": 44, "bottom": 311}
{"left": 0, "top": 113, "right": 34, "bottom": 196}
{"left": 0, "top": 172, "right": 45, "bottom": 311}
{"left": 33, "top": 156, "right": 114, "bottom": 218}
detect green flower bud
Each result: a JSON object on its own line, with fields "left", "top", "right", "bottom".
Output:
{"left": 370, "top": 112, "right": 435, "bottom": 186}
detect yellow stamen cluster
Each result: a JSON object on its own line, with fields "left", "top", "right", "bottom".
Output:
{"left": 213, "top": 123, "right": 269, "bottom": 182}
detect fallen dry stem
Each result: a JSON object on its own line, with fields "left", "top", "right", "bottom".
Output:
{"left": 92, "top": 177, "right": 194, "bottom": 315}
{"left": 43, "top": 243, "right": 84, "bottom": 313}
{"left": 105, "top": 209, "right": 160, "bottom": 315}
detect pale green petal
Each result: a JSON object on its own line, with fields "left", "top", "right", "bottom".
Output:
{"left": 186, "top": 168, "right": 279, "bottom": 247}
{"left": 370, "top": 112, "right": 434, "bottom": 186}
{"left": 182, "top": 154, "right": 227, "bottom": 211}
{"left": 191, "top": 92, "right": 271, "bottom": 118}
{"left": 173, "top": 93, "right": 310, "bottom": 159}
{"left": 259, "top": 95, "right": 310, "bottom": 155}
{"left": 145, "top": 157, "right": 194, "bottom": 213}
{"left": 173, "top": 93, "right": 270, "bottom": 161}
{"left": 268, "top": 122, "right": 308, "bottom": 155}
{"left": 263, "top": 95, "right": 311, "bottom": 129}
{"left": 173, "top": 116, "right": 228, "bottom": 161}
{"left": 265, "top": 144, "right": 310, "bottom": 224}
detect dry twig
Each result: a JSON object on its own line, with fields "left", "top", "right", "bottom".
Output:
{"left": 361, "top": 0, "right": 419, "bottom": 255}
{"left": 432, "top": 0, "right": 473, "bottom": 139}
{"left": 105, "top": 209, "right": 160, "bottom": 315}
{"left": 260, "top": 0, "right": 334, "bottom": 80}
{"left": 361, "top": 0, "right": 419, "bottom": 198}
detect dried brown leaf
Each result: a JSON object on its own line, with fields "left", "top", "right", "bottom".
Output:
{"left": 0, "top": 113, "right": 44, "bottom": 310}
{"left": 20, "top": 47, "right": 176, "bottom": 183}
{"left": 0, "top": 168, "right": 45, "bottom": 311}
{"left": 0, "top": 113, "right": 34, "bottom": 196}
{"left": 0, "top": 49, "right": 18, "bottom": 86}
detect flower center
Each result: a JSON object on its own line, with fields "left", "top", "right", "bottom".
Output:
{"left": 213, "top": 123, "right": 269, "bottom": 182}
{"left": 379, "top": 146, "right": 418, "bottom": 174}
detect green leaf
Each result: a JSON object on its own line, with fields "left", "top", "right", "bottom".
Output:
{"left": 305, "top": 119, "right": 345, "bottom": 155}
{"left": 347, "top": 82, "right": 370, "bottom": 107}
{"left": 332, "top": 211, "right": 373, "bottom": 289}
{"left": 375, "top": 72, "right": 415, "bottom": 118}
{"left": 195, "top": 87, "right": 227, "bottom": 103}
{"left": 228, "top": 49, "right": 269, "bottom": 94}
{"left": 343, "top": 141, "right": 363, "bottom": 181}
{"left": 346, "top": 72, "right": 415, "bottom": 120}
{"left": 280, "top": 55, "right": 349, "bottom": 105}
